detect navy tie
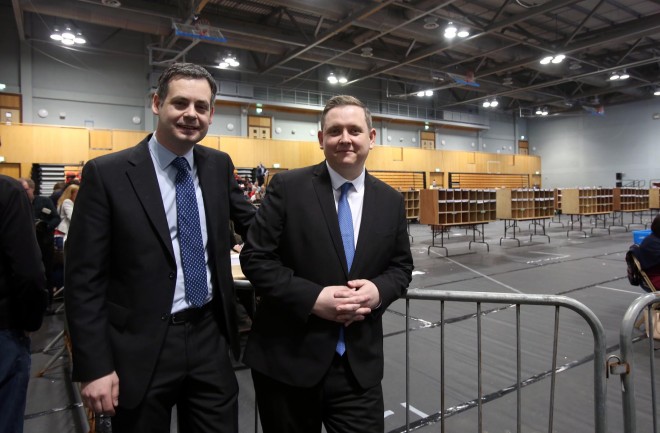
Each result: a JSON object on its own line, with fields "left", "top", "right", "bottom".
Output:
{"left": 172, "top": 157, "right": 208, "bottom": 308}
{"left": 336, "top": 182, "right": 354, "bottom": 356}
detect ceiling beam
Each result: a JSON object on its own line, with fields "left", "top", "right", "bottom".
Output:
{"left": 11, "top": 0, "right": 26, "bottom": 41}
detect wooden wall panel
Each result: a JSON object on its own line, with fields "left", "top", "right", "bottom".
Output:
{"left": 0, "top": 124, "right": 543, "bottom": 187}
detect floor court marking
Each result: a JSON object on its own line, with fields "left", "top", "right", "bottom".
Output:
{"left": 595, "top": 285, "right": 643, "bottom": 295}
{"left": 384, "top": 410, "right": 394, "bottom": 418}
{"left": 431, "top": 252, "right": 523, "bottom": 294}
{"left": 400, "top": 402, "right": 429, "bottom": 418}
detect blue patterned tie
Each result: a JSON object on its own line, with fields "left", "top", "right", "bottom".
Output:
{"left": 172, "top": 157, "right": 208, "bottom": 308}
{"left": 336, "top": 182, "right": 354, "bottom": 356}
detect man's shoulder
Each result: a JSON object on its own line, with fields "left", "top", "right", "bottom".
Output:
{"left": 366, "top": 172, "right": 401, "bottom": 196}
{"left": 272, "top": 164, "right": 319, "bottom": 181}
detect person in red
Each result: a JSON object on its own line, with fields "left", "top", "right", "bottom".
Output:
{"left": 636, "top": 215, "right": 660, "bottom": 290}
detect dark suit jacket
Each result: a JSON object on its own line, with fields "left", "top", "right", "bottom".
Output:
{"left": 240, "top": 162, "right": 413, "bottom": 389}
{"left": 0, "top": 175, "right": 47, "bottom": 332}
{"left": 65, "top": 136, "right": 255, "bottom": 409}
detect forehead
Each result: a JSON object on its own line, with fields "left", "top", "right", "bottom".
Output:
{"left": 323, "top": 105, "right": 367, "bottom": 127}
{"left": 166, "top": 77, "right": 213, "bottom": 100}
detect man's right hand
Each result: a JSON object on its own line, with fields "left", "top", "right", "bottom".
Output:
{"left": 312, "top": 285, "right": 371, "bottom": 324}
{"left": 81, "top": 371, "right": 120, "bottom": 416}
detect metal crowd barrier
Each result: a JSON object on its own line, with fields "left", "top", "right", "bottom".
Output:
{"left": 613, "top": 292, "right": 660, "bottom": 433}
{"left": 404, "top": 289, "right": 608, "bottom": 433}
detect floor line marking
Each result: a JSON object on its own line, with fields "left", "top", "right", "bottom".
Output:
{"left": 595, "top": 285, "right": 643, "bottom": 295}
{"left": 400, "top": 402, "right": 429, "bottom": 418}
{"left": 528, "top": 251, "right": 568, "bottom": 256}
{"left": 433, "top": 253, "right": 523, "bottom": 294}
{"left": 384, "top": 410, "right": 394, "bottom": 418}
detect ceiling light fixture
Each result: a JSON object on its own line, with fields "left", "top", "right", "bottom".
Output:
{"left": 457, "top": 27, "right": 470, "bottom": 38}
{"left": 482, "top": 100, "right": 491, "bottom": 108}
{"left": 609, "top": 70, "right": 630, "bottom": 81}
{"left": 51, "top": 25, "right": 86, "bottom": 45}
{"left": 423, "top": 17, "right": 439, "bottom": 30}
{"left": 534, "top": 107, "right": 549, "bottom": 116}
{"left": 654, "top": 87, "right": 660, "bottom": 96}
{"left": 360, "top": 47, "right": 373, "bottom": 58}
{"left": 444, "top": 22, "right": 457, "bottom": 39}
{"left": 219, "top": 53, "right": 239, "bottom": 69}
{"left": 417, "top": 90, "right": 433, "bottom": 97}
{"left": 327, "top": 72, "right": 347, "bottom": 85}
{"left": 540, "top": 54, "right": 565, "bottom": 65}
{"left": 490, "top": 98, "right": 499, "bottom": 108}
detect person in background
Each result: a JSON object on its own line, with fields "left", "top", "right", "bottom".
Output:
{"left": 240, "top": 95, "right": 413, "bottom": 433}
{"left": 49, "top": 181, "right": 66, "bottom": 207}
{"left": 634, "top": 214, "right": 660, "bottom": 289}
{"left": 255, "top": 162, "right": 268, "bottom": 186}
{"left": 55, "top": 184, "right": 79, "bottom": 248}
{"left": 19, "top": 178, "right": 61, "bottom": 312}
{"left": 0, "top": 175, "right": 48, "bottom": 433}
{"left": 65, "top": 62, "right": 255, "bottom": 433}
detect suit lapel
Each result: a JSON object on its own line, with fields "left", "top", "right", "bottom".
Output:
{"left": 194, "top": 145, "right": 220, "bottom": 253}
{"left": 352, "top": 171, "right": 377, "bottom": 275}
{"left": 126, "top": 138, "right": 175, "bottom": 260}
{"left": 312, "top": 162, "right": 350, "bottom": 277}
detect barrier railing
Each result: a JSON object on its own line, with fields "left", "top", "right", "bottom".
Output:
{"left": 404, "top": 289, "right": 608, "bottom": 433}
{"left": 613, "top": 292, "right": 660, "bottom": 433}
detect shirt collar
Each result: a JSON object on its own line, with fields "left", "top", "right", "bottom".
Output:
{"left": 148, "top": 134, "right": 195, "bottom": 171}
{"left": 325, "top": 162, "right": 365, "bottom": 192}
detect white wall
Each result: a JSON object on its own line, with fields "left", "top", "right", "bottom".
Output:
{"left": 529, "top": 99, "right": 660, "bottom": 188}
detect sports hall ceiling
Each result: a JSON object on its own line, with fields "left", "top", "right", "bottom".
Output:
{"left": 8, "top": 0, "right": 660, "bottom": 116}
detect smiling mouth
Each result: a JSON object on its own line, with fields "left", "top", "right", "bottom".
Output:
{"left": 177, "top": 124, "right": 199, "bottom": 131}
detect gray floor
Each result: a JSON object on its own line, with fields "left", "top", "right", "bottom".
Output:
{"left": 24, "top": 214, "right": 660, "bottom": 433}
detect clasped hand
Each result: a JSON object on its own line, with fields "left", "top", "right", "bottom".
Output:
{"left": 312, "top": 279, "right": 379, "bottom": 326}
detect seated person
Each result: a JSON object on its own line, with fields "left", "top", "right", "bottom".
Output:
{"left": 635, "top": 215, "right": 660, "bottom": 290}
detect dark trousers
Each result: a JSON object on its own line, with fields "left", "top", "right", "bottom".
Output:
{"left": 252, "top": 354, "right": 384, "bottom": 433}
{"left": 111, "top": 310, "right": 238, "bottom": 433}
{"left": 0, "top": 330, "right": 31, "bottom": 433}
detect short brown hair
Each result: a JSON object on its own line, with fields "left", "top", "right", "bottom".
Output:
{"left": 155, "top": 62, "right": 217, "bottom": 106}
{"left": 321, "top": 95, "right": 372, "bottom": 130}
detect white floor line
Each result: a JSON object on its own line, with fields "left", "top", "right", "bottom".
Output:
{"left": 528, "top": 251, "right": 568, "bottom": 256}
{"left": 431, "top": 252, "right": 523, "bottom": 294}
{"left": 400, "top": 402, "right": 429, "bottom": 418}
{"left": 383, "top": 410, "right": 394, "bottom": 418}
{"left": 595, "top": 285, "right": 643, "bottom": 295}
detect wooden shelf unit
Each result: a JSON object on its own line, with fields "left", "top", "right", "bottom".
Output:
{"left": 613, "top": 187, "right": 649, "bottom": 211}
{"left": 420, "top": 189, "right": 497, "bottom": 226}
{"left": 496, "top": 188, "right": 555, "bottom": 219}
{"left": 449, "top": 173, "right": 529, "bottom": 189}
{"left": 370, "top": 171, "right": 425, "bottom": 190}
{"left": 401, "top": 190, "right": 420, "bottom": 220}
{"left": 554, "top": 189, "right": 562, "bottom": 212}
{"left": 561, "top": 188, "right": 613, "bottom": 214}
{"left": 650, "top": 188, "right": 660, "bottom": 209}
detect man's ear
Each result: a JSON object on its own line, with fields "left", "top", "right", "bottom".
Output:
{"left": 151, "top": 94, "right": 160, "bottom": 115}
{"left": 317, "top": 130, "right": 324, "bottom": 149}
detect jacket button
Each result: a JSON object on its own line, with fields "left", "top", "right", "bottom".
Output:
{"left": 169, "top": 272, "right": 175, "bottom": 280}
{"left": 161, "top": 313, "right": 169, "bottom": 321}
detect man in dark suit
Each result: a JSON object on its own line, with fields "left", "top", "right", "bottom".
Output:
{"left": 0, "top": 175, "right": 48, "bottom": 433}
{"left": 240, "top": 95, "right": 413, "bottom": 433}
{"left": 65, "top": 63, "right": 255, "bottom": 433}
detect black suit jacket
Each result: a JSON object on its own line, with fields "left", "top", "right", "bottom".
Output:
{"left": 240, "top": 162, "right": 413, "bottom": 389}
{"left": 65, "top": 136, "right": 255, "bottom": 408}
{"left": 0, "top": 176, "right": 47, "bottom": 332}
